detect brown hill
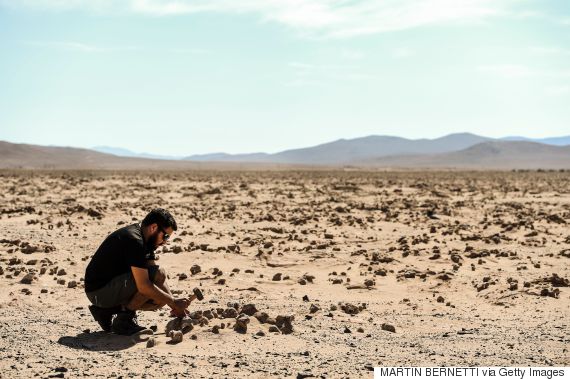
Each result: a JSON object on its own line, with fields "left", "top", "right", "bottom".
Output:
{"left": 2, "top": 140, "right": 569, "bottom": 170}
{"left": 359, "top": 141, "right": 570, "bottom": 169}
{"left": 0, "top": 141, "right": 300, "bottom": 170}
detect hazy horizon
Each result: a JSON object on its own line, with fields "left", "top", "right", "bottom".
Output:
{"left": 2, "top": 131, "right": 570, "bottom": 158}
{"left": 1, "top": 0, "right": 569, "bottom": 155}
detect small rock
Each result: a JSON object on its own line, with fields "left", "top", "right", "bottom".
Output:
{"left": 309, "top": 304, "right": 320, "bottom": 314}
{"left": 190, "top": 265, "right": 201, "bottom": 275}
{"left": 276, "top": 314, "right": 294, "bottom": 334}
{"left": 203, "top": 310, "right": 214, "bottom": 319}
{"left": 169, "top": 330, "right": 183, "bottom": 343}
{"left": 272, "top": 273, "right": 282, "bottom": 281}
{"left": 227, "top": 301, "right": 240, "bottom": 310}
{"left": 67, "top": 280, "right": 77, "bottom": 289}
{"left": 222, "top": 308, "right": 238, "bottom": 319}
{"left": 146, "top": 337, "right": 156, "bottom": 348}
{"left": 381, "top": 323, "right": 396, "bottom": 333}
{"left": 297, "top": 370, "right": 314, "bottom": 379}
{"left": 20, "top": 273, "right": 35, "bottom": 284}
{"left": 234, "top": 315, "right": 250, "bottom": 333}
{"left": 254, "top": 312, "right": 269, "bottom": 324}
{"left": 340, "top": 302, "right": 360, "bottom": 315}
{"left": 241, "top": 304, "right": 257, "bottom": 316}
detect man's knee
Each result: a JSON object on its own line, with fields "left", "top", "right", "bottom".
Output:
{"left": 152, "top": 266, "right": 167, "bottom": 284}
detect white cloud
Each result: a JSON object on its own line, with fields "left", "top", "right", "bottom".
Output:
{"left": 3, "top": 0, "right": 516, "bottom": 38}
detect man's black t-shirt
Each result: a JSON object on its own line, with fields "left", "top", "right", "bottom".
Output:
{"left": 84, "top": 223, "right": 155, "bottom": 293}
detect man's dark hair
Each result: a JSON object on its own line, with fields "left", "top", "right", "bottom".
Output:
{"left": 142, "top": 208, "right": 178, "bottom": 231}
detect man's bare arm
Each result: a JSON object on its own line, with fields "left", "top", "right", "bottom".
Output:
{"left": 131, "top": 266, "right": 190, "bottom": 315}
{"left": 131, "top": 266, "right": 175, "bottom": 307}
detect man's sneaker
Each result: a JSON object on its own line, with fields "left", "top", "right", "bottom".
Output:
{"left": 89, "top": 305, "right": 120, "bottom": 332}
{"left": 111, "top": 310, "right": 147, "bottom": 336}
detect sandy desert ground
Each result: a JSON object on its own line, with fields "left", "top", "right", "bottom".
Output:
{"left": 0, "top": 170, "right": 569, "bottom": 378}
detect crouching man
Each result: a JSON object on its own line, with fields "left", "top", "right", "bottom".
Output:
{"left": 84, "top": 208, "right": 192, "bottom": 335}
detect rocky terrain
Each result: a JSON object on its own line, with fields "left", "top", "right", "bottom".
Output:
{"left": 0, "top": 170, "right": 569, "bottom": 378}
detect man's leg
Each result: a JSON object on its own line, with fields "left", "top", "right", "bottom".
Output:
{"left": 112, "top": 266, "right": 170, "bottom": 335}
{"left": 125, "top": 266, "right": 169, "bottom": 311}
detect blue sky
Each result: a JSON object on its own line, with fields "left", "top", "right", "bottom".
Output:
{"left": 0, "top": 0, "right": 569, "bottom": 155}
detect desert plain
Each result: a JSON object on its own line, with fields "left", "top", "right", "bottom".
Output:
{"left": 0, "top": 169, "right": 569, "bottom": 378}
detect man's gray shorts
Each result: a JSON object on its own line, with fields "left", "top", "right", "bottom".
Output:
{"left": 85, "top": 266, "right": 159, "bottom": 309}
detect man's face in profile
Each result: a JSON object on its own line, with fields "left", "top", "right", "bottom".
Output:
{"left": 147, "top": 224, "right": 173, "bottom": 250}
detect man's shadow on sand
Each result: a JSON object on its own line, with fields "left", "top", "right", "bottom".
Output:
{"left": 58, "top": 331, "right": 152, "bottom": 352}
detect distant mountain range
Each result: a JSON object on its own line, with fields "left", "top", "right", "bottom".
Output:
{"left": 357, "top": 140, "right": 570, "bottom": 169}
{"left": 0, "top": 141, "right": 284, "bottom": 170}
{"left": 92, "top": 146, "right": 182, "bottom": 161}
{"left": 181, "top": 134, "right": 570, "bottom": 164}
{"left": 1, "top": 133, "right": 569, "bottom": 169}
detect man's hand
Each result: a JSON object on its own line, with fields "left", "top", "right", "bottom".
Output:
{"left": 170, "top": 298, "right": 191, "bottom": 317}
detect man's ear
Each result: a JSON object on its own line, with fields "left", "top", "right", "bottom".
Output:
{"left": 150, "top": 223, "right": 158, "bottom": 233}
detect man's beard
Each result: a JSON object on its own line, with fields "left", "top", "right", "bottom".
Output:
{"left": 147, "top": 230, "right": 160, "bottom": 250}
